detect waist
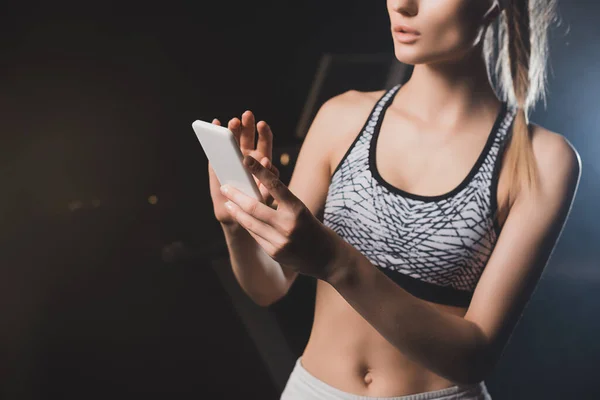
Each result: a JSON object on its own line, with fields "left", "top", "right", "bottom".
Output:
{"left": 301, "top": 282, "right": 469, "bottom": 397}
{"left": 286, "top": 355, "right": 490, "bottom": 399}
{"left": 301, "top": 342, "right": 469, "bottom": 398}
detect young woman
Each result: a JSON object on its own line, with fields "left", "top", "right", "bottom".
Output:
{"left": 209, "top": 0, "right": 581, "bottom": 399}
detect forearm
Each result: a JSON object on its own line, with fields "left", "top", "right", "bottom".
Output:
{"left": 327, "top": 238, "right": 490, "bottom": 385}
{"left": 221, "top": 223, "right": 292, "bottom": 306}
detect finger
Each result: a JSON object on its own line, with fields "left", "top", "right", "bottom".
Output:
{"left": 270, "top": 161, "right": 280, "bottom": 179}
{"left": 220, "top": 183, "right": 277, "bottom": 225}
{"left": 256, "top": 121, "right": 273, "bottom": 160}
{"left": 260, "top": 156, "right": 270, "bottom": 169}
{"left": 258, "top": 182, "right": 272, "bottom": 203}
{"left": 224, "top": 201, "right": 283, "bottom": 248}
{"left": 243, "top": 155, "right": 297, "bottom": 208}
{"left": 258, "top": 158, "right": 272, "bottom": 200}
{"left": 240, "top": 110, "right": 256, "bottom": 151}
{"left": 227, "top": 117, "right": 242, "bottom": 146}
{"left": 260, "top": 157, "right": 280, "bottom": 179}
{"left": 212, "top": 118, "right": 221, "bottom": 126}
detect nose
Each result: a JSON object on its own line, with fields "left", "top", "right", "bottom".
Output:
{"left": 390, "top": 0, "right": 418, "bottom": 17}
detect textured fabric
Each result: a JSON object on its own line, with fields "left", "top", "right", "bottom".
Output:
{"left": 322, "top": 85, "right": 517, "bottom": 307}
{"left": 280, "top": 357, "right": 492, "bottom": 400}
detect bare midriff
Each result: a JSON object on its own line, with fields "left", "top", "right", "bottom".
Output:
{"left": 300, "top": 280, "right": 470, "bottom": 397}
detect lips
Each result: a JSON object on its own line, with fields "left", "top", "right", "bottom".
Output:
{"left": 392, "top": 24, "right": 420, "bottom": 44}
{"left": 393, "top": 25, "right": 420, "bottom": 35}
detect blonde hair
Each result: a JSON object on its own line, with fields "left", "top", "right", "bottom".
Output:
{"left": 483, "top": 0, "right": 558, "bottom": 199}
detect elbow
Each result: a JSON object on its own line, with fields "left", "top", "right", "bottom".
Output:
{"left": 251, "top": 268, "right": 297, "bottom": 307}
{"left": 451, "top": 351, "right": 496, "bottom": 386}
{"left": 252, "top": 287, "right": 290, "bottom": 307}
{"left": 254, "top": 271, "right": 296, "bottom": 307}
{"left": 449, "top": 326, "right": 501, "bottom": 386}
{"left": 451, "top": 369, "right": 489, "bottom": 387}
{"left": 254, "top": 294, "right": 279, "bottom": 308}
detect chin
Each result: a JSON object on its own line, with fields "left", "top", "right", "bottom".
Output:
{"left": 392, "top": 45, "right": 433, "bottom": 66}
{"left": 393, "top": 43, "right": 475, "bottom": 66}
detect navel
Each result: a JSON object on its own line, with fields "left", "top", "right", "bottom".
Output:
{"left": 363, "top": 370, "right": 373, "bottom": 385}
{"left": 358, "top": 364, "right": 374, "bottom": 386}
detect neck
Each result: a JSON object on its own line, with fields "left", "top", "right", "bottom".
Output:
{"left": 398, "top": 47, "right": 501, "bottom": 127}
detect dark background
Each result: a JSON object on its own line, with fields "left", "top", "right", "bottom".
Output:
{"left": 1, "top": 1, "right": 599, "bottom": 399}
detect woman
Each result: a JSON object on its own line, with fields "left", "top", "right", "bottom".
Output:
{"left": 209, "top": 0, "right": 581, "bottom": 399}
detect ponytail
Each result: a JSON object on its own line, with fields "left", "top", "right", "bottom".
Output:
{"left": 483, "top": 0, "right": 557, "bottom": 200}
{"left": 504, "top": 0, "right": 536, "bottom": 198}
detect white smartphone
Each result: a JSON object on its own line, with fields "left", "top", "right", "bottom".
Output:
{"left": 191, "top": 119, "right": 262, "bottom": 201}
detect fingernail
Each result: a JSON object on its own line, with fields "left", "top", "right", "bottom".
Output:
{"left": 224, "top": 201, "right": 233, "bottom": 210}
{"left": 220, "top": 185, "right": 229, "bottom": 194}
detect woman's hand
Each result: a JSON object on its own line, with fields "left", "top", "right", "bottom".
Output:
{"left": 219, "top": 154, "right": 343, "bottom": 281}
{"left": 208, "top": 111, "right": 280, "bottom": 227}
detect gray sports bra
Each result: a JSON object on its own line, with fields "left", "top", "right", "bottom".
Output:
{"left": 321, "top": 84, "right": 517, "bottom": 307}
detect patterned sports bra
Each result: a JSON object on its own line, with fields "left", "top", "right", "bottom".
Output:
{"left": 321, "top": 84, "right": 517, "bottom": 307}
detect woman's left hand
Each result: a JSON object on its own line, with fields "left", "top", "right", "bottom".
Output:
{"left": 219, "top": 154, "right": 342, "bottom": 281}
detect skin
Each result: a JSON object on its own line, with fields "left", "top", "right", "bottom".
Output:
{"left": 214, "top": 0, "right": 581, "bottom": 396}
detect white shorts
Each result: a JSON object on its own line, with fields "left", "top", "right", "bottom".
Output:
{"left": 280, "top": 357, "right": 492, "bottom": 400}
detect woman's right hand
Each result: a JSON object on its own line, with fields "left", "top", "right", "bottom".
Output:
{"left": 208, "top": 110, "right": 280, "bottom": 227}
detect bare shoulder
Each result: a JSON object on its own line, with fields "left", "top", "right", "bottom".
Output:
{"left": 325, "top": 88, "right": 386, "bottom": 106}
{"left": 319, "top": 89, "right": 386, "bottom": 126}
{"left": 531, "top": 125, "right": 581, "bottom": 177}
{"left": 288, "top": 88, "right": 386, "bottom": 205}
{"left": 530, "top": 124, "right": 582, "bottom": 197}
{"left": 316, "top": 89, "right": 387, "bottom": 165}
